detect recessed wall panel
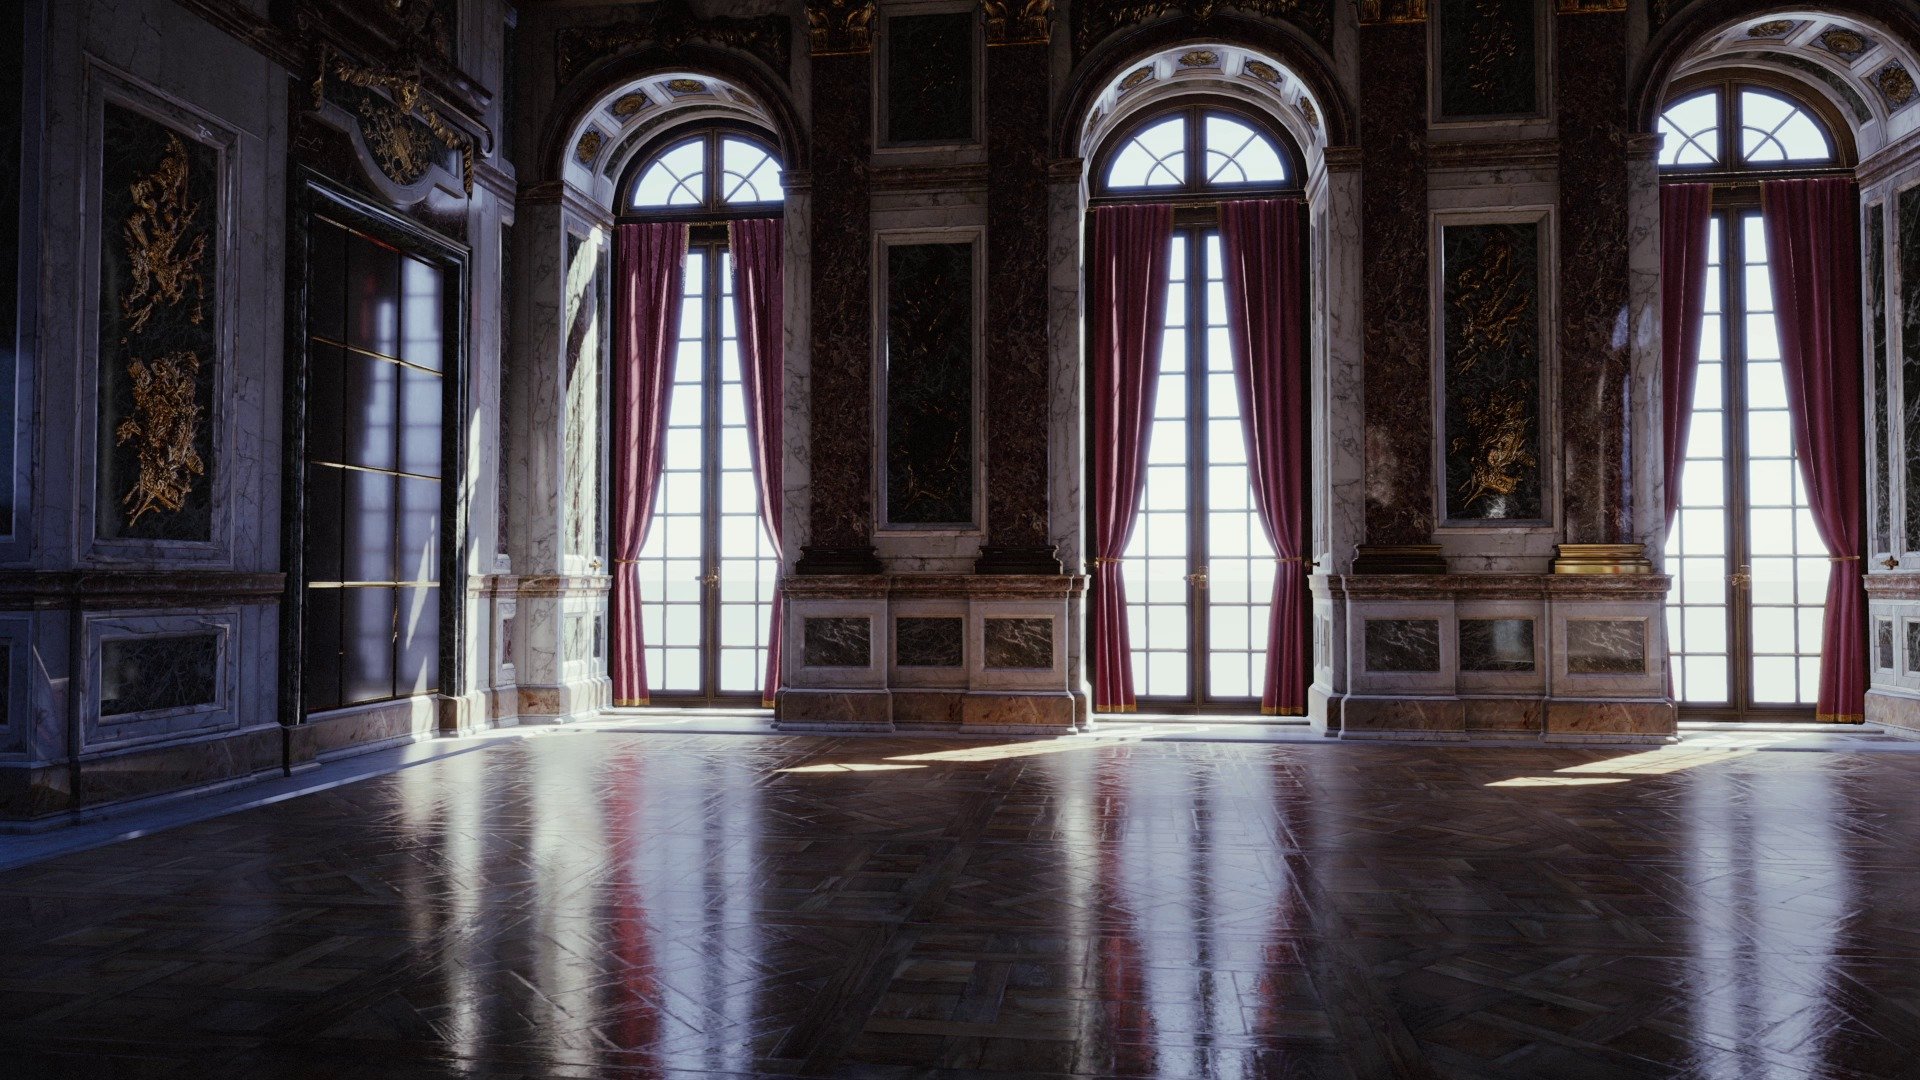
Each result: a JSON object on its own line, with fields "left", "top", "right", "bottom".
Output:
{"left": 1437, "top": 0, "right": 1537, "bottom": 119}
{"left": 886, "top": 12, "right": 974, "bottom": 144}
{"left": 1442, "top": 222, "right": 1543, "bottom": 522}
{"left": 885, "top": 242, "right": 974, "bottom": 526}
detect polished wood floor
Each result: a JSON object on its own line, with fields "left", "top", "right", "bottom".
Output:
{"left": 2, "top": 730, "right": 1918, "bottom": 1078}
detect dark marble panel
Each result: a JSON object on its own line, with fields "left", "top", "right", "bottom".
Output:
{"left": 99, "top": 633, "right": 219, "bottom": 717}
{"left": 1360, "top": 23, "right": 1433, "bottom": 545}
{"left": 0, "top": 636, "right": 11, "bottom": 751}
{"left": 0, "top": 6, "right": 19, "bottom": 537}
{"left": 1443, "top": 223, "right": 1542, "bottom": 521}
{"left": 1878, "top": 619, "right": 1895, "bottom": 671}
{"left": 886, "top": 242, "right": 974, "bottom": 525}
{"left": 1908, "top": 620, "right": 1920, "bottom": 676}
{"left": 1556, "top": 10, "right": 1632, "bottom": 544}
{"left": 97, "top": 104, "right": 219, "bottom": 542}
{"left": 1460, "top": 618, "right": 1535, "bottom": 673}
{"left": 1438, "top": 0, "right": 1536, "bottom": 119}
{"left": 1901, "top": 186, "right": 1920, "bottom": 552}
{"left": 984, "top": 618, "right": 1053, "bottom": 670}
{"left": 1566, "top": 619, "right": 1646, "bottom": 675}
{"left": 808, "top": 53, "right": 874, "bottom": 551}
{"left": 886, "top": 12, "right": 973, "bottom": 145}
{"left": 1869, "top": 206, "right": 1890, "bottom": 554}
{"left": 803, "top": 617, "right": 871, "bottom": 668}
{"left": 896, "top": 617, "right": 963, "bottom": 668}
{"left": 1365, "top": 619, "right": 1440, "bottom": 673}
{"left": 982, "top": 39, "right": 1052, "bottom": 556}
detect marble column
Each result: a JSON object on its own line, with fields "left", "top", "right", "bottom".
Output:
{"left": 1357, "top": 18, "right": 1434, "bottom": 559}
{"left": 1556, "top": 7, "right": 1634, "bottom": 546}
{"left": 794, "top": 22, "right": 879, "bottom": 574}
{"left": 977, "top": 25, "right": 1058, "bottom": 574}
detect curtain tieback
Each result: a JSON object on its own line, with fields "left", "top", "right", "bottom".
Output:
{"left": 1089, "top": 556, "right": 1123, "bottom": 568}
{"left": 613, "top": 558, "right": 642, "bottom": 565}
{"left": 1277, "top": 556, "right": 1311, "bottom": 564}
{"left": 1828, "top": 555, "right": 1860, "bottom": 563}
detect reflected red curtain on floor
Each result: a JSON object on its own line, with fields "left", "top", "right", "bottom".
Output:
{"left": 1761, "top": 177, "right": 1865, "bottom": 722}
{"left": 611, "top": 222, "right": 688, "bottom": 706}
{"left": 730, "top": 218, "right": 784, "bottom": 708}
{"left": 1662, "top": 183, "right": 1715, "bottom": 528}
{"left": 1220, "top": 199, "right": 1308, "bottom": 716}
{"left": 1090, "top": 204, "right": 1174, "bottom": 713}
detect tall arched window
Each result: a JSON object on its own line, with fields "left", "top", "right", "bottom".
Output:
{"left": 1659, "top": 75, "right": 1853, "bottom": 718}
{"left": 1091, "top": 100, "right": 1302, "bottom": 708}
{"left": 619, "top": 125, "right": 783, "bottom": 703}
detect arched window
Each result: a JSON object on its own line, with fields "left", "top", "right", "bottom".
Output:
{"left": 1656, "top": 79, "right": 1846, "bottom": 171}
{"left": 624, "top": 127, "right": 785, "bottom": 213}
{"left": 1658, "top": 76, "right": 1851, "bottom": 719}
{"left": 1097, "top": 102, "right": 1296, "bottom": 196}
{"left": 618, "top": 125, "right": 784, "bottom": 703}
{"left": 1088, "top": 102, "right": 1302, "bottom": 709}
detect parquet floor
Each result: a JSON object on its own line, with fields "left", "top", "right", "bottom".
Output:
{"left": 2, "top": 730, "right": 1919, "bottom": 1079}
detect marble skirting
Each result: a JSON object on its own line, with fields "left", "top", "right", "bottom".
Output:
{"left": 0, "top": 723, "right": 284, "bottom": 822}
{"left": 779, "top": 688, "right": 1077, "bottom": 733}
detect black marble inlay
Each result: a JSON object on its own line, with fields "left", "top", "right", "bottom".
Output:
{"left": 984, "top": 618, "right": 1053, "bottom": 670}
{"left": 100, "top": 633, "right": 219, "bottom": 717}
{"left": 1878, "top": 619, "right": 1895, "bottom": 671}
{"left": 1443, "top": 222, "right": 1541, "bottom": 521}
{"left": 896, "top": 617, "right": 963, "bottom": 668}
{"left": 804, "top": 617, "right": 871, "bottom": 668}
{"left": 1869, "top": 206, "right": 1890, "bottom": 555}
{"left": 885, "top": 243, "right": 974, "bottom": 525}
{"left": 1459, "top": 619, "right": 1535, "bottom": 673}
{"left": 1438, "top": 0, "right": 1536, "bottom": 119}
{"left": 1907, "top": 621, "right": 1920, "bottom": 676}
{"left": 1901, "top": 187, "right": 1920, "bottom": 551}
{"left": 1566, "top": 619, "right": 1647, "bottom": 675}
{"left": 886, "top": 12, "right": 973, "bottom": 145}
{"left": 97, "top": 104, "right": 219, "bottom": 542}
{"left": 1365, "top": 619, "right": 1441, "bottom": 673}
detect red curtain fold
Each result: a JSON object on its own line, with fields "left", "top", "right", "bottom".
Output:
{"left": 1090, "top": 204, "right": 1174, "bottom": 713}
{"left": 730, "top": 218, "right": 785, "bottom": 708}
{"left": 1662, "top": 183, "right": 1715, "bottom": 528}
{"left": 1761, "top": 177, "right": 1866, "bottom": 722}
{"left": 1219, "top": 199, "right": 1308, "bottom": 717}
{"left": 611, "top": 222, "right": 688, "bottom": 707}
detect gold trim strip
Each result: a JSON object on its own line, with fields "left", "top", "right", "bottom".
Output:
{"left": 309, "top": 334, "right": 445, "bottom": 376}
{"left": 308, "top": 459, "right": 443, "bottom": 482}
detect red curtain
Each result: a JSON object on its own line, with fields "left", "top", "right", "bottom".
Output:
{"left": 730, "top": 218, "right": 785, "bottom": 708}
{"left": 1761, "top": 177, "right": 1865, "bottom": 722}
{"left": 1661, "top": 183, "right": 1715, "bottom": 528}
{"left": 1090, "top": 204, "right": 1174, "bottom": 713}
{"left": 1219, "top": 199, "right": 1308, "bottom": 716}
{"left": 611, "top": 222, "right": 688, "bottom": 706}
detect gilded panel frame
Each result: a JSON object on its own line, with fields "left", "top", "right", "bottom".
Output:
{"left": 76, "top": 61, "right": 240, "bottom": 565}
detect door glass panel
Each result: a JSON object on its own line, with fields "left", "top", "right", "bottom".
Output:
{"left": 1124, "top": 234, "right": 1191, "bottom": 700}
{"left": 636, "top": 249, "right": 709, "bottom": 695}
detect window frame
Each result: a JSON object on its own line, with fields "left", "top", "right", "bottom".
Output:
{"left": 1657, "top": 72, "right": 1855, "bottom": 178}
{"left": 615, "top": 122, "right": 788, "bottom": 222}
{"left": 1089, "top": 98, "right": 1305, "bottom": 205}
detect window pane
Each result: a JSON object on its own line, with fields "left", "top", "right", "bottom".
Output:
{"left": 1740, "top": 89, "right": 1831, "bottom": 164}
{"left": 1203, "top": 114, "right": 1286, "bottom": 185}
{"left": 1106, "top": 116, "right": 1186, "bottom": 189}
{"left": 720, "top": 137, "right": 785, "bottom": 203}
{"left": 1658, "top": 90, "right": 1720, "bottom": 167}
{"left": 632, "top": 138, "right": 705, "bottom": 208}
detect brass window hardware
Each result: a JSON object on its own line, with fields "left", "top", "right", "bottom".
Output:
{"left": 1185, "top": 568, "right": 1209, "bottom": 589}
{"left": 1728, "top": 564, "right": 1751, "bottom": 589}
{"left": 697, "top": 573, "right": 720, "bottom": 587}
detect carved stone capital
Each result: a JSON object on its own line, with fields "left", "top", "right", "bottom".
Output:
{"left": 808, "top": 0, "right": 875, "bottom": 56}
{"left": 984, "top": 0, "right": 1052, "bottom": 46}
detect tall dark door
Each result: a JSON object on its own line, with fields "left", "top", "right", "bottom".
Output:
{"left": 301, "top": 216, "right": 445, "bottom": 713}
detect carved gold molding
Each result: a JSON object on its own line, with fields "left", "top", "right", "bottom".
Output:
{"left": 1359, "top": 0, "right": 1427, "bottom": 24}
{"left": 117, "top": 351, "right": 206, "bottom": 525}
{"left": 808, "top": 0, "right": 875, "bottom": 55}
{"left": 122, "top": 135, "right": 208, "bottom": 337}
{"left": 984, "top": 0, "right": 1052, "bottom": 45}
{"left": 1552, "top": 544, "right": 1653, "bottom": 575}
{"left": 311, "top": 42, "right": 475, "bottom": 194}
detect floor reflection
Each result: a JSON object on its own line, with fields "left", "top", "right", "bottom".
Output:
{"left": 0, "top": 733, "right": 1915, "bottom": 1078}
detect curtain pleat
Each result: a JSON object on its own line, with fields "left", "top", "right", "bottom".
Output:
{"left": 1760, "top": 177, "right": 1866, "bottom": 722}
{"left": 730, "top": 218, "right": 786, "bottom": 708}
{"left": 611, "top": 222, "right": 688, "bottom": 707}
{"left": 1219, "top": 199, "right": 1309, "bottom": 716}
{"left": 1661, "top": 183, "right": 1715, "bottom": 529}
{"left": 1090, "top": 204, "right": 1174, "bottom": 713}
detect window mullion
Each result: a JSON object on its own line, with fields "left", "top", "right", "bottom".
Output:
{"left": 1188, "top": 229, "right": 1210, "bottom": 706}
{"left": 703, "top": 243, "right": 725, "bottom": 702}
{"left": 1726, "top": 211, "right": 1755, "bottom": 715}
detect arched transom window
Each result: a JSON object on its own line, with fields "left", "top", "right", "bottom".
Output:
{"left": 1098, "top": 103, "right": 1295, "bottom": 195}
{"left": 1657, "top": 80, "right": 1845, "bottom": 170}
{"left": 626, "top": 127, "right": 785, "bottom": 212}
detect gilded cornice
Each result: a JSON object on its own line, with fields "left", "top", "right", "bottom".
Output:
{"left": 1359, "top": 0, "right": 1426, "bottom": 24}
{"left": 984, "top": 0, "right": 1053, "bottom": 45}
{"left": 809, "top": 0, "right": 876, "bottom": 56}
{"left": 310, "top": 41, "right": 478, "bottom": 195}
{"left": 554, "top": 0, "right": 791, "bottom": 86}
{"left": 1075, "top": 1, "right": 1331, "bottom": 56}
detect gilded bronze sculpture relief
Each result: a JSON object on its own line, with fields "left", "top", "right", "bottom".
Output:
{"left": 1442, "top": 222, "right": 1542, "bottom": 522}
{"left": 982, "top": 0, "right": 1052, "bottom": 45}
{"left": 116, "top": 350, "right": 205, "bottom": 525}
{"left": 809, "top": 0, "right": 876, "bottom": 56}
{"left": 120, "top": 134, "right": 208, "bottom": 337}
{"left": 310, "top": 43, "right": 476, "bottom": 194}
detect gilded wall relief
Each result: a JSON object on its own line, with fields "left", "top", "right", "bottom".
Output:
{"left": 1868, "top": 205, "right": 1891, "bottom": 555}
{"left": 97, "top": 106, "right": 218, "bottom": 542}
{"left": 1437, "top": 0, "right": 1536, "bottom": 119}
{"left": 311, "top": 44, "right": 475, "bottom": 194}
{"left": 983, "top": 0, "right": 1051, "bottom": 45}
{"left": 886, "top": 11, "right": 974, "bottom": 144}
{"left": 1442, "top": 222, "right": 1542, "bottom": 522}
{"left": 808, "top": 0, "right": 875, "bottom": 55}
{"left": 1074, "top": 1, "right": 1332, "bottom": 57}
{"left": 885, "top": 242, "right": 974, "bottom": 526}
